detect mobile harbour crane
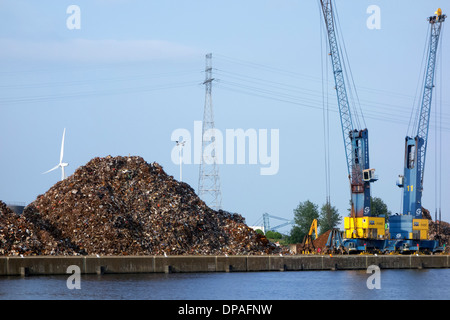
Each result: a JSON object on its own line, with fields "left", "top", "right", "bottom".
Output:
{"left": 319, "top": 0, "right": 385, "bottom": 253}
{"left": 389, "top": 8, "right": 446, "bottom": 254}
{"left": 319, "top": 3, "right": 446, "bottom": 254}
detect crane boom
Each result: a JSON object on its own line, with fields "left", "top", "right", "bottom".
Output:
{"left": 319, "top": 0, "right": 354, "bottom": 178}
{"left": 319, "top": 0, "right": 377, "bottom": 220}
{"left": 262, "top": 213, "right": 293, "bottom": 232}
{"left": 416, "top": 11, "right": 445, "bottom": 198}
{"left": 397, "top": 10, "right": 446, "bottom": 219}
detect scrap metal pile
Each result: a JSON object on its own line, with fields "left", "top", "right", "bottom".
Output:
{"left": 1, "top": 156, "right": 284, "bottom": 256}
{"left": 0, "top": 201, "right": 50, "bottom": 255}
{"left": 429, "top": 220, "right": 450, "bottom": 251}
{"left": 422, "top": 208, "right": 449, "bottom": 250}
{"left": 313, "top": 230, "right": 332, "bottom": 252}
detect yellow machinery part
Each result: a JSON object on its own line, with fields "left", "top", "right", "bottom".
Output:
{"left": 303, "top": 219, "right": 318, "bottom": 246}
{"left": 344, "top": 217, "right": 385, "bottom": 239}
{"left": 413, "top": 218, "right": 429, "bottom": 240}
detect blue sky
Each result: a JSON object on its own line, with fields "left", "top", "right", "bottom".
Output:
{"left": 0, "top": 0, "right": 449, "bottom": 232}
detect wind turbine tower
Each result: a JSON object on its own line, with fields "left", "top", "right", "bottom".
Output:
{"left": 43, "top": 128, "right": 69, "bottom": 181}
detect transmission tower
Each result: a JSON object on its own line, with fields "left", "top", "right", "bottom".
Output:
{"left": 198, "top": 53, "right": 222, "bottom": 210}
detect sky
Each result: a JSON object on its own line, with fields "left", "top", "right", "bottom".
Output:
{"left": 0, "top": 0, "right": 449, "bottom": 233}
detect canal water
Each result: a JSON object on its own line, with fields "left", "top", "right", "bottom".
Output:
{"left": 0, "top": 269, "right": 449, "bottom": 300}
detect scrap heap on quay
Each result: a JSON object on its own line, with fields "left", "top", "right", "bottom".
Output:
{"left": 0, "top": 201, "right": 47, "bottom": 256}
{"left": 1, "top": 156, "right": 287, "bottom": 256}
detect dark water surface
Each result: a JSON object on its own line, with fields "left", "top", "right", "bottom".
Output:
{"left": 0, "top": 269, "right": 449, "bottom": 300}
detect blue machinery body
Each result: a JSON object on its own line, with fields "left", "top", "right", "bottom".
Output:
{"left": 391, "top": 10, "right": 446, "bottom": 253}
{"left": 319, "top": 2, "right": 445, "bottom": 253}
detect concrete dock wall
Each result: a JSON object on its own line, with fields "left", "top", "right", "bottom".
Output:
{"left": 0, "top": 255, "right": 448, "bottom": 276}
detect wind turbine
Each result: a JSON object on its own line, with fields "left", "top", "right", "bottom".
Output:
{"left": 43, "top": 128, "right": 69, "bottom": 181}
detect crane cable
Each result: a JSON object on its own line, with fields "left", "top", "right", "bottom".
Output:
{"left": 439, "top": 24, "right": 444, "bottom": 224}
{"left": 332, "top": 0, "right": 366, "bottom": 130}
{"left": 435, "top": 23, "right": 444, "bottom": 228}
{"left": 318, "top": 0, "right": 331, "bottom": 206}
{"left": 408, "top": 26, "right": 431, "bottom": 137}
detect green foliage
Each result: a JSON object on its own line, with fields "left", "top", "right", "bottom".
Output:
{"left": 255, "top": 229, "right": 264, "bottom": 235}
{"left": 318, "top": 202, "right": 341, "bottom": 235}
{"left": 347, "top": 197, "right": 391, "bottom": 218}
{"left": 287, "top": 226, "right": 304, "bottom": 244}
{"left": 265, "top": 230, "right": 282, "bottom": 240}
{"left": 371, "top": 197, "right": 391, "bottom": 218}
{"left": 292, "top": 200, "right": 319, "bottom": 241}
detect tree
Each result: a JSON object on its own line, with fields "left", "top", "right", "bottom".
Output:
{"left": 347, "top": 197, "right": 391, "bottom": 218}
{"left": 265, "top": 230, "right": 282, "bottom": 240}
{"left": 293, "top": 200, "right": 319, "bottom": 241}
{"left": 371, "top": 197, "right": 391, "bottom": 218}
{"left": 318, "top": 202, "right": 341, "bottom": 235}
{"left": 255, "top": 229, "right": 264, "bottom": 235}
{"left": 288, "top": 226, "right": 304, "bottom": 244}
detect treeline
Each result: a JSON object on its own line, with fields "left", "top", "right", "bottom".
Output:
{"left": 288, "top": 200, "right": 340, "bottom": 244}
{"left": 261, "top": 197, "right": 390, "bottom": 244}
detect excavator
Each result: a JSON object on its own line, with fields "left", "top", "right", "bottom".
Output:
{"left": 299, "top": 219, "right": 318, "bottom": 254}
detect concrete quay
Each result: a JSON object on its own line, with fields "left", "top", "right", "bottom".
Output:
{"left": 0, "top": 255, "right": 448, "bottom": 276}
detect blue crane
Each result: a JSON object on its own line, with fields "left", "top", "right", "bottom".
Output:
{"left": 319, "top": 0, "right": 384, "bottom": 251}
{"left": 391, "top": 9, "right": 446, "bottom": 252}
{"left": 262, "top": 213, "right": 294, "bottom": 233}
{"left": 319, "top": 0, "right": 377, "bottom": 218}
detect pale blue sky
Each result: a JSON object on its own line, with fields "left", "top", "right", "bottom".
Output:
{"left": 0, "top": 0, "right": 449, "bottom": 232}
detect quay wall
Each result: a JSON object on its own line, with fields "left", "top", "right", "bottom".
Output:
{"left": 0, "top": 255, "right": 448, "bottom": 276}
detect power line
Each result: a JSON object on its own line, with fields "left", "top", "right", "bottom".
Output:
{"left": 0, "top": 69, "right": 201, "bottom": 90}
{"left": 214, "top": 79, "right": 450, "bottom": 132}
{"left": 213, "top": 69, "right": 450, "bottom": 123}
{"left": 0, "top": 81, "right": 199, "bottom": 105}
{"left": 318, "top": 0, "right": 331, "bottom": 204}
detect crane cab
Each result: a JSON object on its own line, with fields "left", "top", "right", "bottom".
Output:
{"left": 362, "top": 168, "right": 377, "bottom": 182}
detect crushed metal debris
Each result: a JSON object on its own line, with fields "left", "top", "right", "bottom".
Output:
{"left": 1, "top": 156, "right": 285, "bottom": 256}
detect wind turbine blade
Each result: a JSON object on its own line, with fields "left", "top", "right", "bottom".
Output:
{"left": 60, "top": 128, "right": 66, "bottom": 164}
{"left": 43, "top": 164, "right": 60, "bottom": 174}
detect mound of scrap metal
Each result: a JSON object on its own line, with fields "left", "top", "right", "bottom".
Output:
{"left": 422, "top": 208, "right": 449, "bottom": 250}
{"left": 313, "top": 230, "right": 332, "bottom": 252}
{"left": 0, "top": 201, "right": 52, "bottom": 255}
{"left": 428, "top": 220, "right": 450, "bottom": 251}
{"left": 2, "top": 156, "right": 284, "bottom": 256}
